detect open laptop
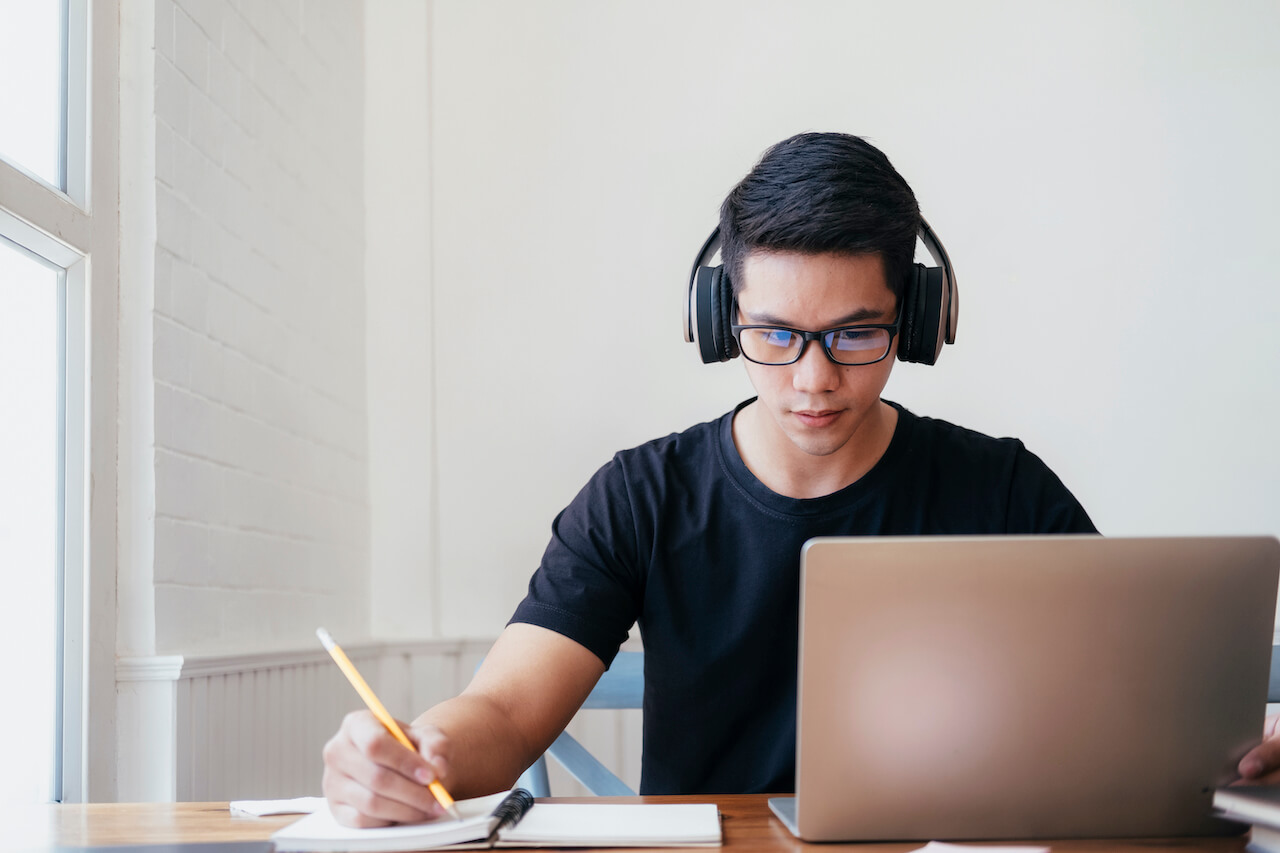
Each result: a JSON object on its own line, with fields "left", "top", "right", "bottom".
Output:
{"left": 769, "top": 535, "right": 1280, "bottom": 840}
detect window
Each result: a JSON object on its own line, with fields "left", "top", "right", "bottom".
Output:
{"left": 0, "top": 0, "right": 73, "bottom": 806}
{"left": 0, "top": 0, "right": 116, "bottom": 802}
{"left": 0, "top": 239, "right": 63, "bottom": 804}
{"left": 0, "top": 0, "right": 66, "bottom": 188}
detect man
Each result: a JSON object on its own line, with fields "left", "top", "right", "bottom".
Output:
{"left": 320, "top": 133, "right": 1276, "bottom": 827}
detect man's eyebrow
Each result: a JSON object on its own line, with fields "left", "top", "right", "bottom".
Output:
{"left": 741, "top": 306, "right": 892, "bottom": 326}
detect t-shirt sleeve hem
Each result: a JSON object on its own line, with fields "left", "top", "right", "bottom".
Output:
{"left": 508, "top": 600, "right": 623, "bottom": 669}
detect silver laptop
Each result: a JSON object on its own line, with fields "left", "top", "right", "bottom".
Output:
{"left": 769, "top": 535, "right": 1280, "bottom": 840}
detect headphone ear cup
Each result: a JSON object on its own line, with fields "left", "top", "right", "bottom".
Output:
{"left": 693, "top": 266, "right": 736, "bottom": 363}
{"left": 716, "top": 269, "right": 739, "bottom": 360}
{"left": 692, "top": 266, "right": 718, "bottom": 363}
{"left": 943, "top": 268, "right": 958, "bottom": 346}
{"left": 897, "top": 266, "right": 921, "bottom": 363}
{"left": 917, "top": 266, "right": 944, "bottom": 365}
{"left": 898, "top": 264, "right": 945, "bottom": 365}
{"left": 707, "top": 266, "right": 737, "bottom": 362}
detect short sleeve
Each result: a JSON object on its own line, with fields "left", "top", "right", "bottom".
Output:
{"left": 1005, "top": 445, "right": 1098, "bottom": 534}
{"left": 508, "top": 456, "right": 645, "bottom": 668}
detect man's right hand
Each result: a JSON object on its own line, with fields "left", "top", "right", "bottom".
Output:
{"left": 320, "top": 624, "right": 606, "bottom": 825}
{"left": 321, "top": 710, "right": 453, "bottom": 827}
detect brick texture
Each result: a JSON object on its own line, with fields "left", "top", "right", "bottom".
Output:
{"left": 150, "top": 0, "right": 366, "bottom": 652}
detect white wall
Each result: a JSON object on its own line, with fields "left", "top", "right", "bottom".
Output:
{"left": 379, "top": 0, "right": 1280, "bottom": 638}
{"left": 115, "top": 0, "right": 1280, "bottom": 693}
{"left": 130, "top": 0, "right": 1280, "bottom": 660}
{"left": 105, "top": 0, "right": 1279, "bottom": 800}
{"left": 119, "top": 0, "right": 368, "bottom": 657}
{"left": 365, "top": 0, "right": 437, "bottom": 639}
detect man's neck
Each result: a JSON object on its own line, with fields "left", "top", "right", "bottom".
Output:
{"left": 731, "top": 399, "right": 899, "bottom": 500}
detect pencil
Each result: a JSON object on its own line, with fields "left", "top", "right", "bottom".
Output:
{"left": 316, "top": 627, "right": 462, "bottom": 821}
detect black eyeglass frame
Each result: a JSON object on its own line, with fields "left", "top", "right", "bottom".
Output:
{"left": 730, "top": 315, "right": 902, "bottom": 366}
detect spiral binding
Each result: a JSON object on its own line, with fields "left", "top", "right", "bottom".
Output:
{"left": 490, "top": 788, "right": 536, "bottom": 832}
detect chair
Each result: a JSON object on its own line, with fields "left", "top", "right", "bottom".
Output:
{"left": 515, "top": 650, "right": 644, "bottom": 797}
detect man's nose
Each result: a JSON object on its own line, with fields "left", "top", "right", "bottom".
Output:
{"left": 791, "top": 339, "right": 840, "bottom": 393}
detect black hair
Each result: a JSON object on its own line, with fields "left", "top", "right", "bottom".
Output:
{"left": 719, "top": 132, "right": 921, "bottom": 303}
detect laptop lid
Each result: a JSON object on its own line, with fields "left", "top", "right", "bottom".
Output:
{"left": 787, "top": 535, "right": 1279, "bottom": 841}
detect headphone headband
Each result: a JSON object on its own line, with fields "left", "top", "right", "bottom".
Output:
{"left": 917, "top": 218, "right": 958, "bottom": 346}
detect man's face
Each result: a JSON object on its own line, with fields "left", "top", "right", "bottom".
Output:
{"left": 735, "top": 250, "right": 898, "bottom": 461}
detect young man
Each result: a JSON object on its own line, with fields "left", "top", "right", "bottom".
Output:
{"left": 320, "top": 134, "right": 1275, "bottom": 827}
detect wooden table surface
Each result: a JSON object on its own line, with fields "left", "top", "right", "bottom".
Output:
{"left": 1, "top": 796, "right": 1251, "bottom": 853}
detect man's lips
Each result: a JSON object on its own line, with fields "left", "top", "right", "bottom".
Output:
{"left": 792, "top": 409, "right": 841, "bottom": 427}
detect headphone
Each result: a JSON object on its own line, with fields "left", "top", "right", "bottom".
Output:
{"left": 683, "top": 219, "right": 959, "bottom": 365}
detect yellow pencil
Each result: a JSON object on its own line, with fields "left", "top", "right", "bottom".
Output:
{"left": 317, "top": 627, "right": 462, "bottom": 821}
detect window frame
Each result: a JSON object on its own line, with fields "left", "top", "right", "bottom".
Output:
{"left": 0, "top": 0, "right": 119, "bottom": 802}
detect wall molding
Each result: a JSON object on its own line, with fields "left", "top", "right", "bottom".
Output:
{"left": 116, "top": 655, "right": 186, "bottom": 682}
{"left": 116, "top": 638, "right": 488, "bottom": 682}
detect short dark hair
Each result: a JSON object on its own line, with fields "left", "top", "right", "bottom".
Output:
{"left": 719, "top": 132, "right": 921, "bottom": 303}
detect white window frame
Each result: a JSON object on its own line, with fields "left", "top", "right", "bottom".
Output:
{"left": 0, "top": 0, "right": 119, "bottom": 802}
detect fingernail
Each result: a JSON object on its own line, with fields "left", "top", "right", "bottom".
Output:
{"left": 1241, "top": 758, "right": 1263, "bottom": 777}
{"left": 415, "top": 767, "right": 433, "bottom": 784}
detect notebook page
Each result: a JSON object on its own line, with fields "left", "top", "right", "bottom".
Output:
{"left": 498, "top": 803, "right": 721, "bottom": 846}
{"left": 272, "top": 792, "right": 510, "bottom": 852}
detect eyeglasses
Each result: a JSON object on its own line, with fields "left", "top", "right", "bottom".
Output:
{"left": 730, "top": 317, "right": 900, "bottom": 366}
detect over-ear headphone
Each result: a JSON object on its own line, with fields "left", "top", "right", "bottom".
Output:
{"left": 682, "top": 219, "right": 959, "bottom": 366}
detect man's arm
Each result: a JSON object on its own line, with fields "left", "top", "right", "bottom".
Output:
{"left": 321, "top": 623, "right": 605, "bottom": 827}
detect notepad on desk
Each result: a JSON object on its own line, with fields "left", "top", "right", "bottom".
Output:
{"left": 271, "top": 789, "right": 723, "bottom": 851}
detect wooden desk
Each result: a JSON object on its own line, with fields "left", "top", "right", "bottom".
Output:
{"left": 6, "top": 796, "right": 1251, "bottom": 853}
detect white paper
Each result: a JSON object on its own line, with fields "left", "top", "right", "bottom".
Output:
{"left": 911, "top": 842, "right": 1049, "bottom": 853}
{"left": 271, "top": 793, "right": 510, "bottom": 852}
{"left": 230, "top": 796, "right": 326, "bottom": 816}
{"left": 498, "top": 802, "right": 722, "bottom": 845}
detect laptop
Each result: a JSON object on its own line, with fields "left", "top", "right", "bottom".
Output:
{"left": 769, "top": 535, "right": 1280, "bottom": 840}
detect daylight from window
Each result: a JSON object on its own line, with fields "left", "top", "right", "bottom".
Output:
{"left": 0, "top": 0, "right": 65, "bottom": 186}
{"left": 0, "top": 239, "right": 61, "bottom": 804}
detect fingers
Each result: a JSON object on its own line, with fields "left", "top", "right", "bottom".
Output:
{"left": 348, "top": 712, "right": 441, "bottom": 787}
{"left": 322, "top": 711, "right": 447, "bottom": 826}
{"left": 413, "top": 724, "right": 454, "bottom": 784}
{"left": 323, "top": 765, "right": 437, "bottom": 826}
{"left": 1238, "top": 730, "right": 1280, "bottom": 785}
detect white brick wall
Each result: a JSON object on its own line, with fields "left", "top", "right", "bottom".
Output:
{"left": 149, "top": 0, "right": 367, "bottom": 653}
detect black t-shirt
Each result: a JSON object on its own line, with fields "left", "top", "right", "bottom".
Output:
{"left": 510, "top": 399, "right": 1096, "bottom": 794}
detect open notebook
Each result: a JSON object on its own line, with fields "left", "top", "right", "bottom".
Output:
{"left": 271, "top": 790, "right": 722, "bottom": 851}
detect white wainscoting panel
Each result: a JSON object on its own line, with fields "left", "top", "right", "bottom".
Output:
{"left": 116, "top": 639, "right": 494, "bottom": 802}
{"left": 116, "top": 636, "right": 642, "bottom": 802}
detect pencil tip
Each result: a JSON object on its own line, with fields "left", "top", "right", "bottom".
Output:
{"left": 316, "top": 627, "right": 335, "bottom": 650}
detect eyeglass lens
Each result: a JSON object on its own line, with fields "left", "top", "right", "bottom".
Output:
{"left": 737, "top": 327, "right": 891, "bottom": 365}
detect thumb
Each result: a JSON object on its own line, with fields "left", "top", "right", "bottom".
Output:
{"left": 1238, "top": 735, "right": 1280, "bottom": 783}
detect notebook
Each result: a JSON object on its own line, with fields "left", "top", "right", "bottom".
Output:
{"left": 768, "top": 535, "right": 1280, "bottom": 841}
{"left": 271, "top": 790, "right": 722, "bottom": 850}
{"left": 1212, "top": 784, "right": 1280, "bottom": 827}
{"left": 30, "top": 846, "right": 272, "bottom": 853}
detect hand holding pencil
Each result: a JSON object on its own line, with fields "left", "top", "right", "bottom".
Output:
{"left": 318, "top": 628, "right": 463, "bottom": 827}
